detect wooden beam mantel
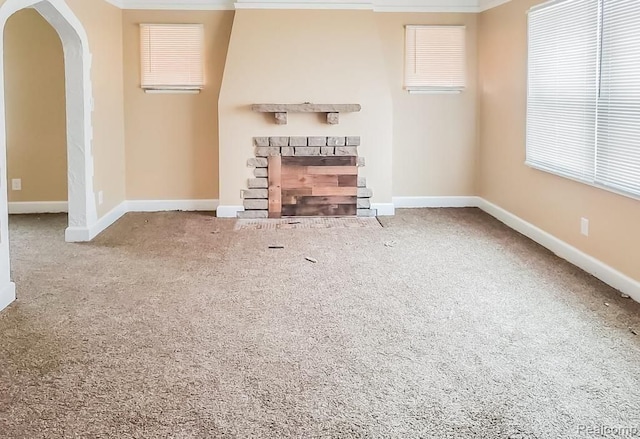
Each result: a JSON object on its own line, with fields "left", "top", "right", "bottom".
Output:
{"left": 251, "top": 103, "right": 362, "bottom": 125}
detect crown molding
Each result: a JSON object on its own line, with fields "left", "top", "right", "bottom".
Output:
{"left": 118, "top": 0, "right": 234, "bottom": 9}
{"left": 235, "top": 0, "right": 371, "bottom": 10}
{"left": 477, "top": 0, "right": 511, "bottom": 12}
{"left": 103, "top": 0, "right": 125, "bottom": 7}
{"left": 373, "top": 0, "right": 478, "bottom": 13}
{"left": 107, "top": 0, "right": 512, "bottom": 12}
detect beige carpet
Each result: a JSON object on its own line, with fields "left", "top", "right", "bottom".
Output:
{"left": 234, "top": 217, "right": 382, "bottom": 231}
{"left": 0, "top": 209, "right": 639, "bottom": 438}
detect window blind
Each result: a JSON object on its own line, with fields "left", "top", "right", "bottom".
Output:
{"left": 404, "top": 25, "right": 466, "bottom": 91}
{"left": 597, "top": 0, "right": 640, "bottom": 196}
{"left": 140, "top": 24, "right": 204, "bottom": 90}
{"left": 527, "top": 0, "right": 640, "bottom": 199}
{"left": 526, "top": 0, "right": 599, "bottom": 182}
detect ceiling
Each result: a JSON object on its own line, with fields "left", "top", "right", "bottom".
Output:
{"left": 104, "top": 0, "right": 512, "bottom": 13}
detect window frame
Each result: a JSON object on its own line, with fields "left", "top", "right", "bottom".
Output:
{"left": 525, "top": 0, "right": 640, "bottom": 201}
{"left": 139, "top": 23, "right": 205, "bottom": 94}
{"left": 403, "top": 24, "right": 467, "bottom": 94}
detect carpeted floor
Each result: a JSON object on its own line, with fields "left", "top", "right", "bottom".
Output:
{"left": 0, "top": 209, "right": 639, "bottom": 438}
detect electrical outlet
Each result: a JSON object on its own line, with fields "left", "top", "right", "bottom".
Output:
{"left": 581, "top": 217, "right": 589, "bottom": 236}
{"left": 98, "top": 191, "right": 104, "bottom": 205}
{"left": 11, "top": 179, "right": 21, "bottom": 191}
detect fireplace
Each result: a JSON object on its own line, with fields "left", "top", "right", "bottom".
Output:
{"left": 239, "top": 136, "right": 374, "bottom": 219}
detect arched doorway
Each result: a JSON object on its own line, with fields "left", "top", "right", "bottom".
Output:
{"left": 0, "top": 0, "right": 96, "bottom": 311}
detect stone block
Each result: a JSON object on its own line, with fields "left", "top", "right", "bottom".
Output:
{"left": 327, "top": 112, "right": 340, "bottom": 125}
{"left": 256, "top": 147, "right": 281, "bottom": 157}
{"left": 320, "top": 147, "right": 335, "bottom": 156}
{"left": 252, "top": 103, "right": 361, "bottom": 113}
{"left": 308, "top": 136, "right": 327, "bottom": 147}
{"left": 357, "top": 198, "right": 371, "bottom": 209}
{"left": 357, "top": 157, "right": 366, "bottom": 167}
{"left": 248, "top": 178, "right": 268, "bottom": 189}
{"left": 238, "top": 210, "right": 269, "bottom": 219}
{"left": 269, "top": 137, "right": 289, "bottom": 147}
{"left": 243, "top": 189, "right": 268, "bottom": 199}
{"left": 327, "top": 137, "right": 346, "bottom": 147}
{"left": 254, "top": 137, "right": 269, "bottom": 147}
{"left": 357, "top": 177, "right": 367, "bottom": 188}
{"left": 243, "top": 199, "right": 269, "bottom": 210}
{"left": 357, "top": 187, "right": 373, "bottom": 198}
{"left": 357, "top": 209, "right": 376, "bottom": 218}
{"left": 295, "top": 147, "right": 321, "bottom": 156}
{"left": 275, "top": 112, "right": 287, "bottom": 125}
{"left": 335, "top": 146, "right": 358, "bottom": 156}
{"left": 346, "top": 136, "right": 361, "bottom": 146}
{"left": 281, "top": 147, "right": 295, "bottom": 156}
{"left": 289, "top": 136, "right": 308, "bottom": 147}
{"left": 254, "top": 168, "right": 268, "bottom": 178}
{"left": 247, "top": 157, "right": 268, "bottom": 168}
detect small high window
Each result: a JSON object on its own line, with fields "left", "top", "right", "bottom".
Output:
{"left": 140, "top": 23, "right": 204, "bottom": 92}
{"left": 404, "top": 25, "right": 466, "bottom": 93}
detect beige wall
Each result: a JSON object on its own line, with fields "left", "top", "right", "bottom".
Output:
{"left": 478, "top": 0, "right": 640, "bottom": 282}
{"left": 376, "top": 13, "right": 478, "bottom": 197}
{"left": 0, "top": 0, "right": 134, "bottom": 217}
{"left": 219, "top": 9, "right": 394, "bottom": 207}
{"left": 122, "top": 10, "right": 234, "bottom": 201}
{"left": 65, "top": 0, "right": 127, "bottom": 218}
{"left": 4, "top": 9, "right": 67, "bottom": 203}
{"left": 1, "top": 5, "right": 478, "bottom": 210}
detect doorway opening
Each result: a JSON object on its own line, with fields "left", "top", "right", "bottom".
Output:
{"left": 0, "top": 0, "right": 97, "bottom": 311}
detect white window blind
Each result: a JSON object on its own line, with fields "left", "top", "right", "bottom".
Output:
{"left": 526, "top": 0, "right": 599, "bottom": 181}
{"left": 140, "top": 24, "right": 204, "bottom": 90}
{"left": 527, "top": 0, "right": 640, "bottom": 199}
{"left": 597, "top": 1, "right": 640, "bottom": 196}
{"left": 404, "top": 25, "right": 466, "bottom": 91}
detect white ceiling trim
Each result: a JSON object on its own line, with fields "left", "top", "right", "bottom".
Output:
{"left": 477, "top": 0, "right": 511, "bottom": 12}
{"left": 105, "top": 0, "right": 512, "bottom": 13}
{"left": 116, "top": 0, "right": 234, "bottom": 9}
{"left": 235, "top": 1, "right": 372, "bottom": 10}
{"left": 103, "top": 0, "right": 125, "bottom": 7}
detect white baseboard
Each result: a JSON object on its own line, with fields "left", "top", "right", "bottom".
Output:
{"left": 65, "top": 199, "right": 220, "bottom": 242}
{"left": 371, "top": 202, "right": 395, "bottom": 216}
{"left": 89, "top": 202, "right": 128, "bottom": 240}
{"left": 66, "top": 201, "right": 127, "bottom": 242}
{"left": 64, "top": 226, "right": 91, "bottom": 242}
{"left": 0, "top": 281, "right": 16, "bottom": 313}
{"left": 216, "top": 205, "right": 244, "bottom": 218}
{"left": 393, "top": 196, "right": 481, "bottom": 208}
{"left": 477, "top": 198, "right": 640, "bottom": 303}
{"left": 126, "top": 199, "right": 219, "bottom": 212}
{"left": 9, "top": 201, "right": 68, "bottom": 214}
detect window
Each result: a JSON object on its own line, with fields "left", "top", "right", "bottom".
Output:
{"left": 404, "top": 25, "right": 466, "bottom": 93}
{"left": 140, "top": 24, "right": 204, "bottom": 92}
{"left": 527, "top": 0, "right": 640, "bottom": 198}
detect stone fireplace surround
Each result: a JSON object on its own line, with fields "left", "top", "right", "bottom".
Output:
{"left": 239, "top": 136, "right": 375, "bottom": 219}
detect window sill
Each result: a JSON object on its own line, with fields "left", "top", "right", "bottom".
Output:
{"left": 525, "top": 161, "right": 640, "bottom": 202}
{"left": 406, "top": 88, "right": 463, "bottom": 95}
{"left": 143, "top": 89, "right": 202, "bottom": 94}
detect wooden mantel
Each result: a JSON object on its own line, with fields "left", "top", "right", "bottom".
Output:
{"left": 251, "top": 103, "right": 361, "bottom": 125}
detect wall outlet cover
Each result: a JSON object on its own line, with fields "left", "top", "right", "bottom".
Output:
{"left": 11, "top": 179, "right": 21, "bottom": 191}
{"left": 581, "top": 217, "right": 589, "bottom": 237}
